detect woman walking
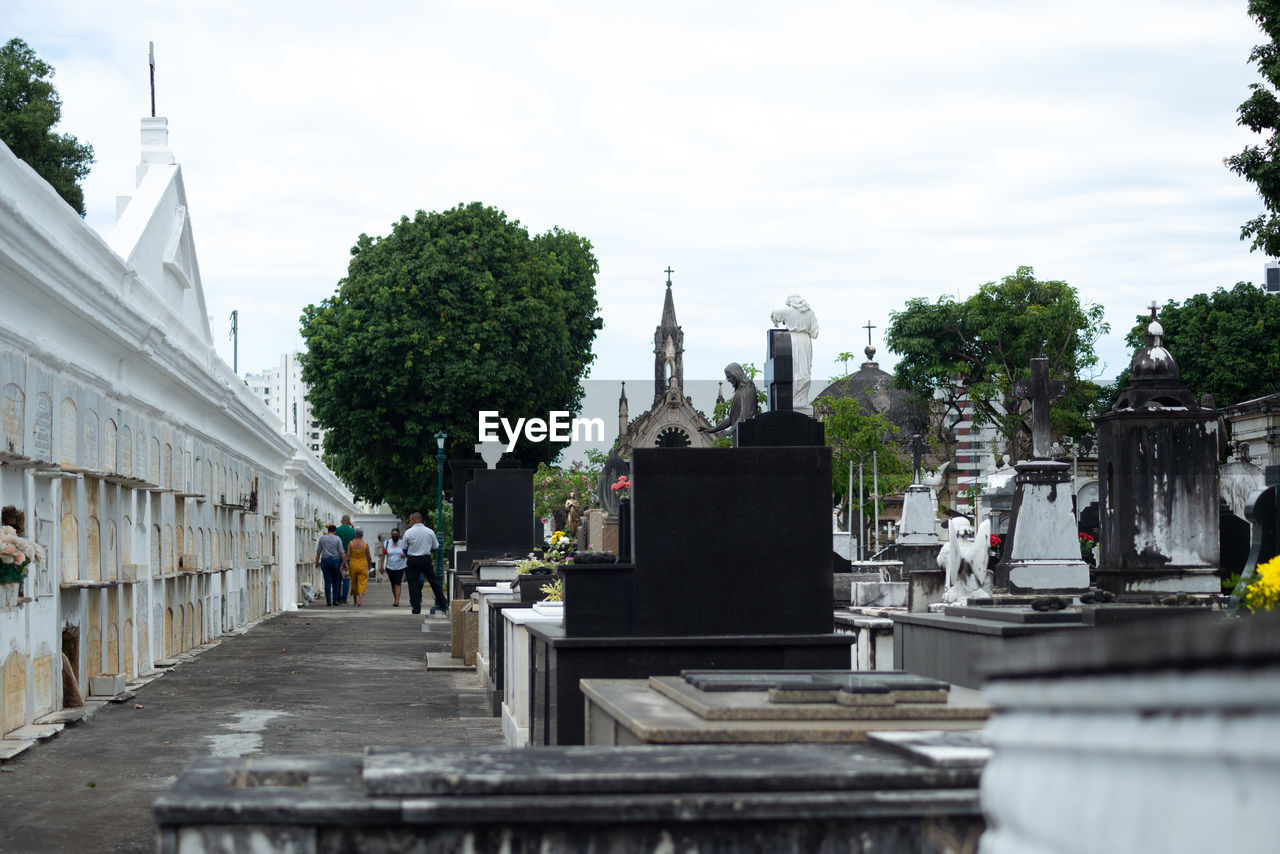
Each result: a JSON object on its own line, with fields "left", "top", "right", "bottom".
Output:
{"left": 315, "top": 524, "right": 344, "bottom": 606}
{"left": 345, "top": 527, "right": 374, "bottom": 607}
{"left": 379, "top": 528, "right": 408, "bottom": 606}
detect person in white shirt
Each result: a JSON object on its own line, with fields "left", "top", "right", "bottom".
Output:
{"left": 402, "top": 511, "right": 445, "bottom": 615}
{"left": 379, "top": 528, "right": 408, "bottom": 607}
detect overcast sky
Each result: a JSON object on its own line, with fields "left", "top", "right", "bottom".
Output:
{"left": 8, "top": 1, "right": 1272, "bottom": 402}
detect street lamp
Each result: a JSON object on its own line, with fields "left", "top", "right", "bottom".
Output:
{"left": 435, "top": 431, "right": 447, "bottom": 602}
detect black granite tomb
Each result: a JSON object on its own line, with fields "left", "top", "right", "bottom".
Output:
{"left": 457, "top": 466, "right": 534, "bottom": 571}
{"left": 531, "top": 444, "right": 853, "bottom": 744}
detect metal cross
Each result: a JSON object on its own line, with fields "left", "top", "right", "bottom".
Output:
{"left": 664, "top": 266, "right": 674, "bottom": 285}
{"left": 1012, "top": 355, "right": 1068, "bottom": 459}
{"left": 863, "top": 320, "right": 876, "bottom": 348}
{"left": 149, "top": 42, "right": 156, "bottom": 118}
{"left": 1148, "top": 300, "right": 1159, "bottom": 320}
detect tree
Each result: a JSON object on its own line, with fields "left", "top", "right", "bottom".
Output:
{"left": 299, "top": 203, "right": 603, "bottom": 517}
{"left": 815, "top": 396, "right": 912, "bottom": 537}
{"left": 0, "top": 39, "right": 94, "bottom": 215}
{"left": 1113, "top": 283, "right": 1280, "bottom": 407}
{"left": 533, "top": 450, "right": 605, "bottom": 526}
{"left": 1227, "top": 1, "right": 1280, "bottom": 256}
{"left": 884, "top": 266, "right": 1109, "bottom": 461}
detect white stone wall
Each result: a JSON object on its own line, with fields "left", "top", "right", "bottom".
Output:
{"left": 0, "top": 120, "right": 354, "bottom": 735}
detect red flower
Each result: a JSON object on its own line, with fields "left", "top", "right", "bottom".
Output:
{"left": 1078, "top": 533, "right": 1095, "bottom": 542}
{"left": 989, "top": 534, "right": 1002, "bottom": 547}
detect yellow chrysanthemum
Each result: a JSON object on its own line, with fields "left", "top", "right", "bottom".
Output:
{"left": 1243, "top": 555, "right": 1280, "bottom": 613}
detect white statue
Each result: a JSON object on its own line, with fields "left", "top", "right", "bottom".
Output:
{"left": 770, "top": 294, "right": 819, "bottom": 415}
{"left": 938, "top": 516, "right": 992, "bottom": 603}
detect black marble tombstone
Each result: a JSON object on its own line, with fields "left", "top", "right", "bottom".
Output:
{"left": 530, "top": 444, "right": 852, "bottom": 745}
{"left": 763, "top": 327, "right": 793, "bottom": 412}
{"left": 460, "top": 467, "right": 535, "bottom": 568}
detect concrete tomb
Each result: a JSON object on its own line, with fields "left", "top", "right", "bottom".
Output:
{"left": 992, "top": 354, "right": 1090, "bottom": 596}
{"left": 1094, "top": 308, "right": 1222, "bottom": 594}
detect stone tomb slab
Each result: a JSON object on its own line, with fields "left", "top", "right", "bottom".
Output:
{"left": 156, "top": 747, "right": 985, "bottom": 852}
{"left": 582, "top": 678, "right": 989, "bottom": 745}
{"left": 653, "top": 675, "right": 979, "bottom": 722}
{"left": 680, "top": 669, "right": 947, "bottom": 694}
{"left": 943, "top": 605, "right": 1083, "bottom": 625}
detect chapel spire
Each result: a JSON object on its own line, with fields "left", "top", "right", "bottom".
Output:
{"left": 654, "top": 267, "right": 684, "bottom": 402}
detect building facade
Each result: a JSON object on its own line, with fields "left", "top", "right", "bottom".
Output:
{"left": 0, "top": 118, "right": 354, "bottom": 739}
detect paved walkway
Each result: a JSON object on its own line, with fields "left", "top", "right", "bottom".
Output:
{"left": 0, "top": 583, "right": 500, "bottom": 853}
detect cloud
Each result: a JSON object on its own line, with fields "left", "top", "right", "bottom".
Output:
{"left": 5, "top": 0, "right": 1270, "bottom": 395}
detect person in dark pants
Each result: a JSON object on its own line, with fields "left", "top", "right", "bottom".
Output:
{"left": 335, "top": 514, "right": 356, "bottom": 603}
{"left": 402, "top": 511, "right": 445, "bottom": 615}
{"left": 314, "top": 524, "right": 345, "bottom": 606}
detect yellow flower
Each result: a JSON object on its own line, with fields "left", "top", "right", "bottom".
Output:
{"left": 1243, "top": 555, "right": 1280, "bottom": 613}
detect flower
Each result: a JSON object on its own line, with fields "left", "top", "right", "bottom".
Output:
{"left": 0, "top": 525, "right": 43, "bottom": 583}
{"left": 988, "top": 533, "right": 1002, "bottom": 557}
{"left": 610, "top": 475, "right": 632, "bottom": 501}
{"left": 1242, "top": 555, "right": 1280, "bottom": 614}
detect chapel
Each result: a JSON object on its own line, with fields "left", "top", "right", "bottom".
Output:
{"left": 611, "top": 271, "right": 713, "bottom": 456}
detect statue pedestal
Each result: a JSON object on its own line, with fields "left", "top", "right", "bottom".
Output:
{"left": 994, "top": 461, "right": 1089, "bottom": 595}
{"left": 897, "top": 485, "right": 939, "bottom": 546}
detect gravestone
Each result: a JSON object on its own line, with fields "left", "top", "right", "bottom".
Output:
{"left": 532, "top": 444, "right": 852, "bottom": 744}
{"left": 763, "top": 328, "right": 793, "bottom": 412}
{"left": 1094, "top": 307, "right": 1222, "bottom": 594}
{"left": 992, "top": 354, "right": 1090, "bottom": 595}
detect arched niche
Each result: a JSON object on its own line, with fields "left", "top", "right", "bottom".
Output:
{"left": 2, "top": 383, "right": 23, "bottom": 455}
{"left": 59, "top": 397, "right": 78, "bottom": 467}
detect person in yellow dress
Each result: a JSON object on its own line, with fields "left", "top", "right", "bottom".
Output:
{"left": 344, "top": 527, "right": 374, "bottom": 607}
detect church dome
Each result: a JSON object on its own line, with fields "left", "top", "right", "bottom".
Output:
{"left": 1128, "top": 319, "right": 1180, "bottom": 383}
{"left": 813, "top": 345, "right": 927, "bottom": 437}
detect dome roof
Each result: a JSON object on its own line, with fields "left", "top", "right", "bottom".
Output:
{"left": 1111, "top": 312, "right": 1199, "bottom": 411}
{"left": 813, "top": 350, "right": 927, "bottom": 437}
{"left": 1128, "top": 319, "right": 1180, "bottom": 383}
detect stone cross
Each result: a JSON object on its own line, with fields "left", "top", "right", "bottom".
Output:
{"left": 1012, "top": 355, "right": 1068, "bottom": 460}
{"left": 909, "top": 433, "right": 927, "bottom": 484}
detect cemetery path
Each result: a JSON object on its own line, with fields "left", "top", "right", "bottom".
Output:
{"left": 0, "top": 586, "right": 499, "bottom": 853}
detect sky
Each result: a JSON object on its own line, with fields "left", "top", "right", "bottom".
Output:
{"left": 7, "top": 1, "right": 1273, "bottom": 443}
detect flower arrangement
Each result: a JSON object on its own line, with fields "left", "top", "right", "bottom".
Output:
{"left": 539, "top": 577, "right": 564, "bottom": 602}
{"left": 517, "top": 530, "right": 575, "bottom": 575}
{"left": 1241, "top": 555, "right": 1280, "bottom": 614}
{"left": 0, "top": 525, "right": 43, "bottom": 584}
{"left": 610, "top": 475, "right": 632, "bottom": 502}
{"left": 1078, "top": 532, "right": 1098, "bottom": 562}
{"left": 988, "top": 533, "right": 1002, "bottom": 559}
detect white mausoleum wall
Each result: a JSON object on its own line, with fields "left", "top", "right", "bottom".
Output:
{"left": 0, "top": 119, "right": 354, "bottom": 737}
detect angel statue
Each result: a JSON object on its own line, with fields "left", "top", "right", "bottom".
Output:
{"left": 770, "top": 294, "right": 819, "bottom": 415}
{"left": 938, "top": 516, "right": 992, "bottom": 603}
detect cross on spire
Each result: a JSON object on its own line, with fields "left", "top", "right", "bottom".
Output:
{"left": 664, "top": 266, "right": 674, "bottom": 286}
{"left": 1012, "top": 355, "right": 1069, "bottom": 459}
{"left": 1148, "top": 300, "right": 1159, "bottom": 320}
{"left": 863, "top": 320, "right": 876, "bottom": 348}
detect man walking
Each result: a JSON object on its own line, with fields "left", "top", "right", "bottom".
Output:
{"left": 314, "top": 524, "right": 345, "bottom": 607}
{"left": 335, "top": 514, "right": 356, "bottom": 604}
{"left": 403, "top": 511, "right": 447, "bottom": 615}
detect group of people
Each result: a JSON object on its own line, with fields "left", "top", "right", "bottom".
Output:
{"left": 314, "top": 512, "right": 449, "bottom": 614}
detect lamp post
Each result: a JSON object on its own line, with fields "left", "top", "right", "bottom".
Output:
{"left": 434, "top": 431, "right": 447, "bottom": 601}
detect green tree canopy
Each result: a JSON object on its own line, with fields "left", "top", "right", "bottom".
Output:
{"left": 815, "top": 396, "right": 912, "bottom": 526}
{"left": 884, "top": 266, "right": 1109, "bottom": 460}
{"left": 299, "top": 203, "right": 603, "bottom": 517}
{"left": 1113, "top": 283, "right": 1280, "bottom": 407}
{"left": 0, "top": 38, "right": 94, "bottom": 215}
{"left": 1227, "top": 0, "right": 1280, "bottom": 256}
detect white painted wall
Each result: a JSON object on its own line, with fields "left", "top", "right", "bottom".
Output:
{"left": 0, "top": 119, "right": 354, "bottom": 735}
